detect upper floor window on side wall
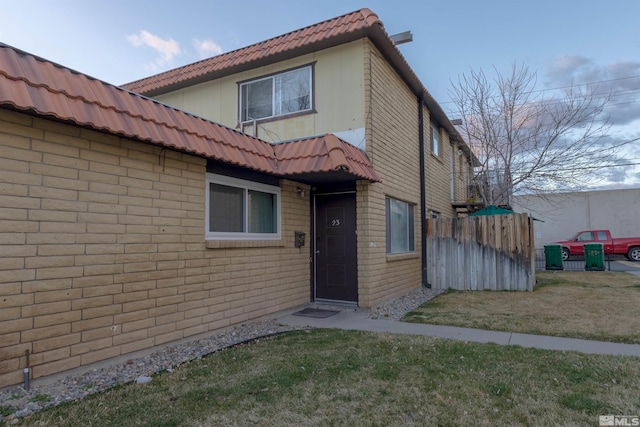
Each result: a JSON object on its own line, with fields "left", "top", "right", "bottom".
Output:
{"left": 206, "top": 173, "right": 281, "bottom": 241}
{"left": 431, "top": 122, "right": 440, "bottom": 157}
{"left": 239, "top": 65, "right": 313, "bottom": 122}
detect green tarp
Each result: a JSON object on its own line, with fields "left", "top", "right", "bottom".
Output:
{"left": 468, "top": 205, "right": 515, "bottom": 216}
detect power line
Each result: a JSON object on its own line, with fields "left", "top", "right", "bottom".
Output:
{"left": 528, "top": 162, "right": 640, "bottom": 173}
{"left": 441, "top": 74, "right": 640, "bottom": 106}
{"left": 480, "top": 159, "right": 640, "bottom": 176}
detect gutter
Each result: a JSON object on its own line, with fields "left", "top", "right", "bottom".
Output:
{"left": 418, "top": 97, "right": 430, "bottom": 288}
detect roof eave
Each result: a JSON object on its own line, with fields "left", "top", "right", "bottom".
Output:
{"left": 139, "top": 28, "right": 372, "bottom": 98}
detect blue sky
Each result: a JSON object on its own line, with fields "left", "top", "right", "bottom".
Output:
{"left": 2, "top": 0, "right": 639, "bottom": 188}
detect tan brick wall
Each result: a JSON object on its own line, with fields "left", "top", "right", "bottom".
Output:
{"left": 424, "top": 122, "right": 474, "bottom": 210}
{"left": 357, "top": 43, "right": 422, "bottom": 307}
{"left": 424, "top": 122, "right": 458, "bottom": 216}
{"left": 0, "top": 109, "right": 311, "bottom": 387}
{"left": 357, "top": 42, "right": 462, "bottom": 307}
{"left": 452, "top": 144, "right": 473, "bottom": 204}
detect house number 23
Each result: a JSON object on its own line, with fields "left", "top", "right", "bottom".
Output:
{"left": 331, "top": 219, "right": 340, "bottom": 226}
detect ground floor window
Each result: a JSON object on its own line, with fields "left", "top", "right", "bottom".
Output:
{"left": 206, "top": 173, "right": 280, "bottom": 240}
{"left": 385, "top": 197, "right": 415, "bottom": 254}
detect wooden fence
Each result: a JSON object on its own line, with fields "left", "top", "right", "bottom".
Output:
{"left": 426, "top": 213, "right": 535, "bottom": 291}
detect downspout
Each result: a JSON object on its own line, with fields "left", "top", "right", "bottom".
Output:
{"left": 418, "top": 97, "right": 430, "bottom": 288}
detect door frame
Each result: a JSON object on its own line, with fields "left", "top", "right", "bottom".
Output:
{"left": 312, "top": 191, "right": 358, "bottom": 304}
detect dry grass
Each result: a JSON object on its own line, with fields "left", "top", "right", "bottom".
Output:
{"left": 404, "top": 271, "right": 640, "bottom": 343}
{"left": 18, "top": 329, "right": 640, "bottom": 426}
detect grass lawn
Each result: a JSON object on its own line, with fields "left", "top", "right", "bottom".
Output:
{"left": 16, "top": 329, "right": 640, "bottom": 426}
{"left": 404, "top": 271, "right": 640, "bottom": 344}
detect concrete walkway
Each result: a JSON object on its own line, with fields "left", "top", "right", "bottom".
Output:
{"left": 275, "top": 306, "right": 640, "bottom": 357}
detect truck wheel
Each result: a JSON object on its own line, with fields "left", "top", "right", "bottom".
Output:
{"left": 628, "top": 247, "right": 640, "bottom": 262}
{"left": 561, "top": 248, "right": 570, "bottom": 261}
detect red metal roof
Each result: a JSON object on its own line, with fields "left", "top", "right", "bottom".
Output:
{"left": 122, "top": 9, "right": 382, "bottom": 95}
{"left": 0, "top": 43, "right": 379, "bottom": 183}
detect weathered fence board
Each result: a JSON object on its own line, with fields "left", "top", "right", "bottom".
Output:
{"left": 426, "top": 213, "right": 535, "bottom": 291}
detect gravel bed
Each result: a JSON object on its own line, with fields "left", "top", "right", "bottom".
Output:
{"left": 369, "top": 286, "right": 446, "bottom": 320}
{"left": 0, "top": 286, "right": 444, "bottom": 421}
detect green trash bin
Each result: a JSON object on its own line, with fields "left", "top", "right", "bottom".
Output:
{"left": 584, "top": 243, "right": 605, "bottom": 271}
{"left": 544, "top": 244, "right": 563, "bottom": 271}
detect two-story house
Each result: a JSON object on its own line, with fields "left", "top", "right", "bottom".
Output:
{"left": 123, "top": 8, "right": 476, "bottom": 306}
{"left": 0, "top": 9, "right": 474, "bottom": 387}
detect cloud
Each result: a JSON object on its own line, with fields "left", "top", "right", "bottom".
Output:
{"left": 546, "top": 55, "right": 592, "bottom": 83}
{"left": 545, "top": 56, "right": 640, "bottom": 127}
{"left": 193, "top": 38, "right": 223, "bottom": 59}
{"left": 606, "top": 164, "right": 631, "bottom": 183}
{"left": 127, "top": 30, "right": 181, "bottom": 69}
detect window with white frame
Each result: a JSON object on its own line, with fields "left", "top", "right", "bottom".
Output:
{"left": 385, "top": 197, "right": 415, "bottom": 254}
{"left": 431, "top": 122, "right": 440, "bottom": 157}
{"left": 240, "top": 65, "right": 312, "bottom": 122}
{"left": 206, "top": 174, "right": 281, "bottom": 240}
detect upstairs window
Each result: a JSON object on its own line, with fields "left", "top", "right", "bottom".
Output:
{"left": 206, "top": 174, "right": 280, "bottom": 240}
{"left": 431, "top": 123, "right": 440, "bottom": 157}
{"left": 240, "top": 65, "right": 313, "bottom": 122}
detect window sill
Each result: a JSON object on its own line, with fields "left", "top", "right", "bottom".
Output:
{"left": 386, "top": 252, "right": 420, "bottom": 262}
{"left": 239, "top": 108, "right": 317, "bottom": 127}
{"left": 430, "top": 152, "right": 444, "bottom": 163}
{"left": 205, "top": 240, "right": 285, "bottom": 249}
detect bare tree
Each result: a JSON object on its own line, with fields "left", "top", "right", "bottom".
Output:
{"left": 450, "top": 62, "right": 617, "bottom": 206}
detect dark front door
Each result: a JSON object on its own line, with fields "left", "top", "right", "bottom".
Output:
{"left": 314, "top": 193, "right": 358, "bottom": 302}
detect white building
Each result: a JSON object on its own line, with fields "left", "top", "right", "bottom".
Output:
{"left": 513, "top": 188, "right": 640, "bottom": 248}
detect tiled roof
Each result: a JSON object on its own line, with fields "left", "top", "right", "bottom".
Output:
{"left": 120, "top": 7, "right": 472, "bottom": 160}
{"left": 275, "top": 134, "right": 380, "bottom": 181}
{"left": 122, "top": 9, "right": 382, "bottom": 95}
{"left": 0, "top": 43, "right": 379, "bottom": 182}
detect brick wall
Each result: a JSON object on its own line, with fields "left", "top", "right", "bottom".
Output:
{"left": 0, "top": 109, "right": 310, "bottom": 387}
{"left": 357, "top": 42, "right": 460, "bottom": 307}
{"left": 424, "top": 124, "right": 457, "bottom": 215}
{"left": 453, "top": 146, "right": 472, "bottom": 203}
{"left": 357, "top": 43, "right": 422, "bottom": 307}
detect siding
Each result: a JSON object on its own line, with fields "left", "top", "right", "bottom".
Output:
{"left": 155, "top": 41, "right": 367, "bottom": 146}
{"left": 0, "top": 109, "right": 311, "bottom": 387}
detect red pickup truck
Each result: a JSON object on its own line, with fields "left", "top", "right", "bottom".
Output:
{"left": 555, "top": 230, "right": 640, "bottom": 262}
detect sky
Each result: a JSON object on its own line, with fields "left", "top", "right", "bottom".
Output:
{"left": 2, "top": 0, "right": 639, "bottom": 190}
